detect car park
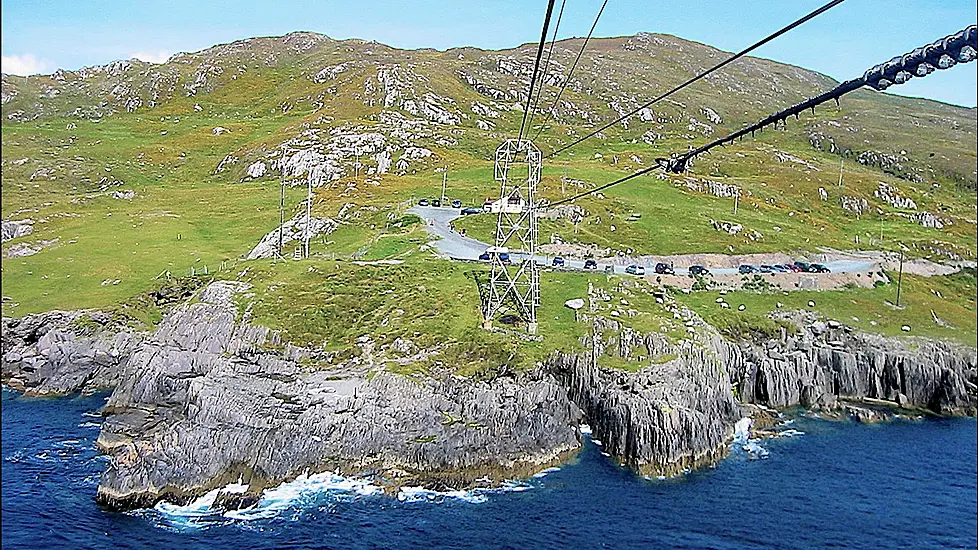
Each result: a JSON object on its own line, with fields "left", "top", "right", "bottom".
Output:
{"left": 552, "top": 257, "right": 565, "bottom": 267}
{"left": 654, "top": 262, "right": 675, "bottom": 275}
{"left": 689, "top": 265, "right": 711, "bottom": 276}
{"left": 418, "top": 198, "right": 429, "bottom": 206}
{"left": 625, "top": 264, "right": 646, "bottom": 275}
{"left": 461, "top": 207, "right": 482, "bottom": 215}
{"left": 451, "top": 199, "right": 462, "bottom": 208}
{"left": 739, "top": 264, "right": 757, "bottom": 274}
{"left": 584, "top": 259, "right": 598, "bottom": 269}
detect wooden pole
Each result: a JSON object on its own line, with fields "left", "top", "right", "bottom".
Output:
{"left": 896, "top": 250, "right": 904, "bottom": 307}
{"left": 278, "top": 180, "right": 285, "bottom": 258}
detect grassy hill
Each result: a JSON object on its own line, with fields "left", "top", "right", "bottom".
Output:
{"left": 2, "top": 31, "right": 976, "bottom": 356}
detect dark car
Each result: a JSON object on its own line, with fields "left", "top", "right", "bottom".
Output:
{"left": 625, "top": 264, "right": 646, "bottom": 275}
{"left": 809, "top": 263, "right": 831, "bottom": 273}
{"left": 759, "top": 264, "right": 774, "bottom": 273}
{"left": 689, "top": 265, "right": 711, "bottom": 277}
{"left": 478, "top": 252, "right": 490, "bottom": 261}
{"left": 451, "top": 199, "right": 462, "bottom": 208}
{"left": 739, "top": 264, "right": 757, "bottom": 274}
{"left": 654, "top": 262, "right": 675, "bottom": 275}
{"left": 770, "top": 264, "right": 788, "bottom": 273}
{"left": 782, "top": 263, "right": 801, "bottom": 272}
{"left": 431, "top": 198, "right": 441, "bottom": 207}
{"left": 461, "top": 207, "right": 482, "bottom": 215}
{"left": 418, "top": 198, "right": 429, "bottom": 206}
{"left": 793, "top": 261, "right": 811, "bottom": 272}
{"left": 584, "top": 259, "right": 598, "bottom": 269}
{"left": 552, "top": 257, "right": 565, "bottom": 267}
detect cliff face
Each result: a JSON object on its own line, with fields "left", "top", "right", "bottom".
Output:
{"left": 3, "top": 284, "right": 976, "bottom": 511}
{"left": 733, "top": 315, "right": 978, "bottom": 415}
{"left": 1, "top": 311, "right": 143, "bottom": 396}
{"left": 90, "top": 281, "right": 582, "bottom": 510}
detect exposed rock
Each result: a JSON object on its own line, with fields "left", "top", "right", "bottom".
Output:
{"left": 2, "top": 219, "right": 34, "bottom": 242}
{"left": 246, "top": 212, "right": 339, "bottom": 259}
{"left": 94, "top": 281, "right": 582, "bottom": 510}
{"left": 2, "top": 311, "right": 143, "bottom": 396}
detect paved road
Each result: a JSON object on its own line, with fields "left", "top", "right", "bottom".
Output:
{"left": 409, "top": 206, "right": 876, "bottom": 275}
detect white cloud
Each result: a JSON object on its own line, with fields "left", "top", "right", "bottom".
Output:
{"left": 1, "top": 54, "right": 52, "bottom": 76}
{"left": 130, "top": 50, "right": 172, "bottom": 64}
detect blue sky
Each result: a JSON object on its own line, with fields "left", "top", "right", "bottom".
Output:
{"left": 2, "top": 0, "right": 976, "bottom": 107}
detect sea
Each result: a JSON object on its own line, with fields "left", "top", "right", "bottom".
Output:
{"left": 2, "top": 387, "right": 975, "bottom": 550}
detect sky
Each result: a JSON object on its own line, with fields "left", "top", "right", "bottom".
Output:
{"left": 1, "top": 0, "right": 976, "bottom": 107}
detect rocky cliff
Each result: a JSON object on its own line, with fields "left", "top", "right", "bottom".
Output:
{"left": 733, "top": 313, "right": 978, "bottom": 415}
{"left": 1, "top": 310, "right": 143, "bottom": 396}
{"left": 3, "top": 282, "right": 976, "bottom": 511}
{"left": 90, "top": 281, "right": 582, "bottom": 510}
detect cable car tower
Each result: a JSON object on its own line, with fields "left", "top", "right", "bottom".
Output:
{"left": 482, "top": 139, "right": 541, "bottom": 334}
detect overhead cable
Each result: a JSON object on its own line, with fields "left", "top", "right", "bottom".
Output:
{"left": 518, "top": 0, "right": 559, "bottom": 144}
{"left": 532, "top": 0, "right": 609, "bottom": 141}
{"left": 545, "top": 0, "right": 847, "bottom": 158}
{"left": 542, "top": 24, "right": 977, "bottom": 208}
{"left": 526, "top": 0, "right": 568, "bottom": 133}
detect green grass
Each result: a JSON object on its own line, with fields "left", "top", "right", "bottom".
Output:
{"left": 679, "top": 268, "right": 977, "bottom": 346}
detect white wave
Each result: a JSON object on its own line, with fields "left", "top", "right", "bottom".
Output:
{"left": 398, "top": 486, "right": 489, "bottom": 504}
{"left": 579, "top": 424, "right": 592, "bottom": 435}
{"left": 742, "top": 440, "right": 769, "bottom": 459}
{"left": 734, "top": 417, "right": 752, "bottom": 443}
{"left": 592, "top": 439, "right": 603, "bottom": 446}
{"left": 532, "top": 467, "right": 560, "bottom": 479}
{"left": 779, "top": 429, "right": 805, "bottom": 438}
{"left": 78, "top": 421, "right": 101, "bottom": 429}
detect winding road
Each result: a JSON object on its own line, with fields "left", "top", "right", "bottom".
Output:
{"left": 409, "top": 206, "right": 877, "bottom": 276}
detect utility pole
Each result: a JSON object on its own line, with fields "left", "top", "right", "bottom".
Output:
{"left": 733, "top": 190, "right": 739, "bottom": 215}
{"left": 561, "top": 165, "right": 567, "bottom": 197}
{"left": 837, "top": 157, "right": 844, "bottom": 188}
{"left": 355, "top": 148, "right": 360, "bottom": 179}
{"left": 278, "top": 180, "right": 286, "bottom": 258}
{"left": 441, "top": 167, "right": 448, "bottom": 203}
{"left": 896, "top": 250, "right": 905, "bottom": 307}
{"left": 304, "top": 178, "right": 312, "bottom": 259}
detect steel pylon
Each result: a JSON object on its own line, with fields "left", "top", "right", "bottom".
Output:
{"left": 482, "top": 139, "right": 541, "bottom": 334}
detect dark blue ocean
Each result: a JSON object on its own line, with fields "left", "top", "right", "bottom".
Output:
{"left": 2, "top": 388, "right": 976, "bottom": 550}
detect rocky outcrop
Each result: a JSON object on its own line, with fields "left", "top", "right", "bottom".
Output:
{"left": 246, "top": 212, "right": 338, "bottom": 259}
{"left": 547, "top": 317, "right": 741, "bottom": 477}
{"left": 2, "top": 311, "right": 143, "bottom": 395}
{"left": 94, "top": 281, "right": 582, "bottom": 510}
{"left": 732, "top": 314, "right": 978, "bottom": 415}
{"left": 1, "top": 219, "right": 33, "bottom": 242}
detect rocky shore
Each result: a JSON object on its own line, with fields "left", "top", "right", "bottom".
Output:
{"left": 2, "top": 281, "right": 976, "bottom": 510}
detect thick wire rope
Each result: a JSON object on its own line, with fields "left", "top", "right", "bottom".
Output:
{"left": 517, "top": 0, "right": 559, "bottom": 145}
{"left": 545, "top": 0, "right": 846, "bottom": 158}
{"left": 525, "top": 0, "right": 568, "bottom": 134}
{"left": 531, "top": 0, "right": 609, "bottom": 141}
{"left": 541, "top": 24, "right": 977, "bottom": 209}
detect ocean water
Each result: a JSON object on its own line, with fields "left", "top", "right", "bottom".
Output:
{"left": 2, "top": 387, "right": 975, "bottom": 550}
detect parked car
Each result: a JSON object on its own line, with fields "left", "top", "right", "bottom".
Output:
{"left": 418, "top": 198, "right": 429, "bottom": 206}
{"left": 739, "top": 264, "right": 757, "bottom": 274}
{"left": 625, "top": 264, "right": 646, "bottom": 275}
{"left": 479, "top": 251, "right": 491, "bottom": 261}
{"left": 770, "top": 264, "right": 788, "bottom": 273}
{"left": 451, "top": 199, "right": 462, "bottom": 208}
{"left": 689, "top": 265, "right": 711, "bottom": 277}
{"left": 654, "top": 262, "right": 675, "bottom": 275}
{"left": 584, "top": 259, "right": 598, "bottom": 269}
{"left": 781, "top": 263, "right": 801, "bottom": 272}
{"left": 809, "top": 263, "right": 831, "bottom": 273}
{"left": 552, "top": 257, "right": 565, "bottom": 267}
{"left": 461, "top": 207, "right": 482, "bottom": 215}
{"left": 498, "top": 252, "right": 510, "bottom": 263}
{"left": 792, "top": 261, "right": 811, "bottom": 272}
{"left": 431, "top": 198, "right": 441, "bottom": 207}
{"left": 759, "top": 264, "right": 774, "bottom": 273}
